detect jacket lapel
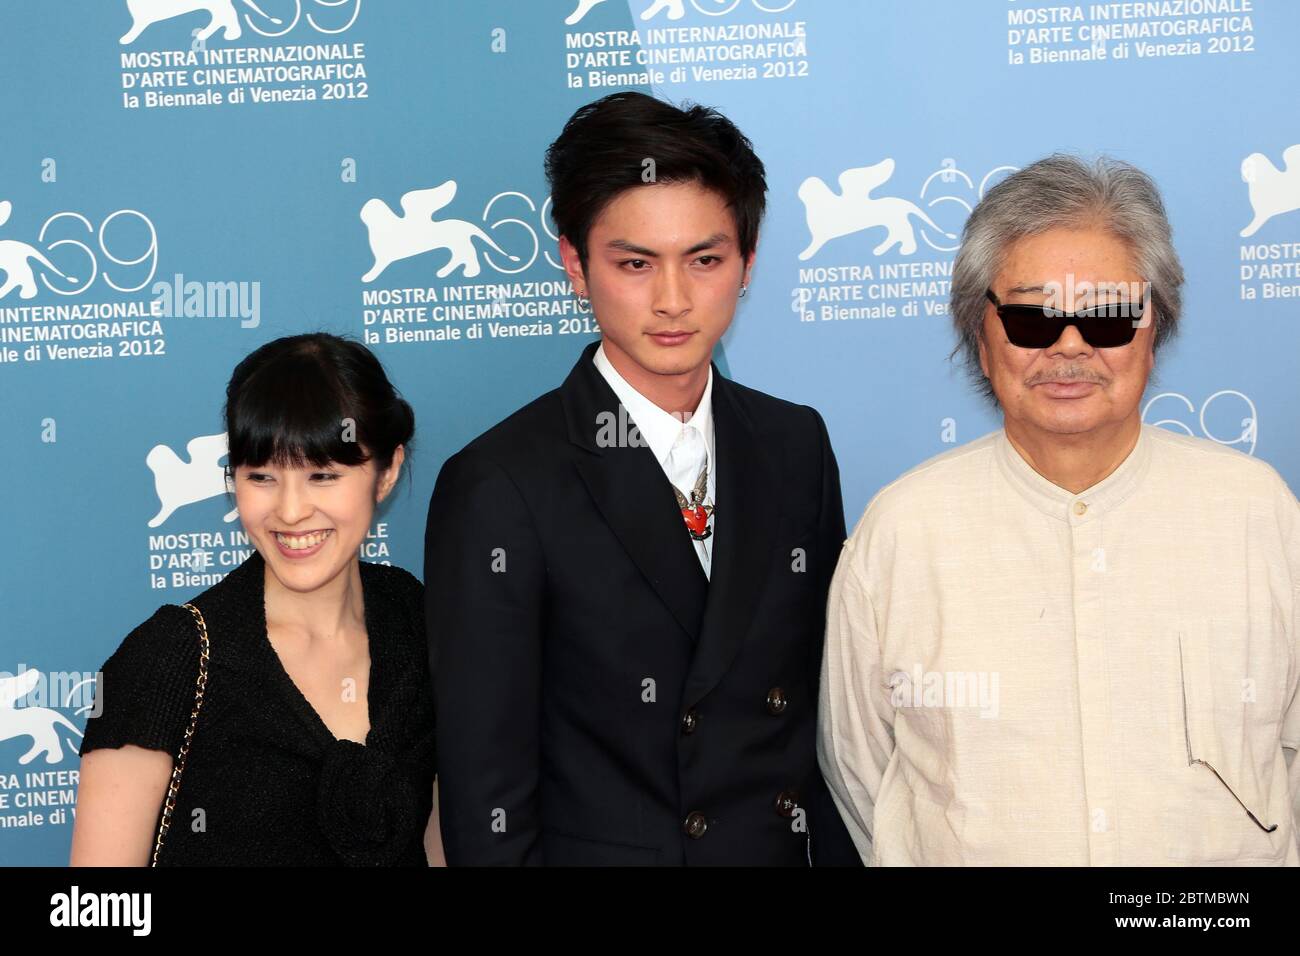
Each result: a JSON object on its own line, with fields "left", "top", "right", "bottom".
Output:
{"left": 684, "top": 372, "right": 779, "bottom": 706}
{"left": 562, "top": 341, "right": 708, "bottom": 643}
{"left": 190, "top": 548, "right": 334, "bottom": 751}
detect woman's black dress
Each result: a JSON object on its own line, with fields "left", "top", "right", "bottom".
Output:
{"left": 80, "top": 548, "right": 436, "bottom": 866}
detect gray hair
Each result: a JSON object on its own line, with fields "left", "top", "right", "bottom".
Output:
{"left": 950, "top": 153, "right": 1185, "bottom": 402}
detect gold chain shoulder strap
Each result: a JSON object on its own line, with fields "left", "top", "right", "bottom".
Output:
{"left": 151, "top": 602, "right": 210, "bottom": 868}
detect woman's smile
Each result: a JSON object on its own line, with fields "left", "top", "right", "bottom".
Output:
{"left": 272, "top": 528, "right": 334, "bottom": 558}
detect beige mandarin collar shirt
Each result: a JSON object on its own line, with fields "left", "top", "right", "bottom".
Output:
{"left": 592, "top": 340, "right": 716, "bottom": 578}
{"left": 819, "top": 423, "right": 1300, "bottom": 865}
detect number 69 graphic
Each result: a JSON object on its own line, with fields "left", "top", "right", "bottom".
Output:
{"left": 242, "top": 0, "right": 362, "bottom": 38}
{"left": 479, "top": 192, "right": 566, "bottom": 275}
{"left": 38, "top": 210, "right": 159, "bottom": 296}
{"left": 1142, "top": 390, "right": 1257, "bottom": 456}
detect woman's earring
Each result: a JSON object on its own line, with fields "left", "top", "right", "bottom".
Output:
{"left": 738, "top": 284, "right": 749, "bottom": 298}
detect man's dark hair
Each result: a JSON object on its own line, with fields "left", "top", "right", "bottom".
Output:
{"left": 544, "top": 91, "right": 767, "bottom": 266}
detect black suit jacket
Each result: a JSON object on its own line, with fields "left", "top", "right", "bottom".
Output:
{"left": 425, "top": 339, "right": 859, "bottom": 865}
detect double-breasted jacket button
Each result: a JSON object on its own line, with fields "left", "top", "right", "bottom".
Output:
{"left": 683, "top": 811, "right": 708, "bottom": 839}
{"left": 681, "top": 707, "right": 699, "bottom": 735}
{"left": 766, "top": 687, "right": 788, "bottom": 715}
{"left": 774, "top": 790, "right": 800, "bottom": 818}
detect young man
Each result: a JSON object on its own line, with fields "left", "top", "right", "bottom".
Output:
{"left": 426, "top": 91, "right": 857, "bottom": 865}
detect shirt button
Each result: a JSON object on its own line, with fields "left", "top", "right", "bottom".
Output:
{"left": 766, "top": 687, "right": 788, "bottom": 715}
{"left": 774, "top": 791, "right": 800, "bottom": 818}
{"left": 1073, "top": 500, "right": 1088, "bottom": 516}
{"left": 681, "top": 708, "right": 699, "bottom": 735}
{"left": 683, "top": 811, "right": 708, "bottom": 838}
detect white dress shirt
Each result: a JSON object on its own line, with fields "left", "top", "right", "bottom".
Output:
{"left": 592, "top": 340, "right": 717, "bottom": 579}
{"left": 818, "top": 424, "right": 1300, "bottom": 865}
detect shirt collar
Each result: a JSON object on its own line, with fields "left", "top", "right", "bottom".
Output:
{"left": 592, "top": 340, "right": 715, "bottom": 469}
{"left": 993, "top": 422, "right": 1153, "bottom": 524}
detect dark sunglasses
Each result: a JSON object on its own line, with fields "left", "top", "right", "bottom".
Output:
{"left": 985, "top": 288, "right": 1148, "bottom": 349}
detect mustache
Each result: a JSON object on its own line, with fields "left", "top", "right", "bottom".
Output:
{"left": 1025, "top": 365, "right": 1109, "bottom": 387}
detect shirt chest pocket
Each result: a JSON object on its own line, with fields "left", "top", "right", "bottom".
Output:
{"left": 1164, "top": 622, "right": 1291, "bottom": 863}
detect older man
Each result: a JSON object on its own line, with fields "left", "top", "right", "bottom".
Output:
{"left": 818, "top": 155, "right": 1300, "bottom": 865}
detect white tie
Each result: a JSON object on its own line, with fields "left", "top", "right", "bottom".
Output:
{"left": 664, "top": 423, "right": 712, "bottom": 577}
{"left": 665, "top": 423, "right": 708, "bottom": 506}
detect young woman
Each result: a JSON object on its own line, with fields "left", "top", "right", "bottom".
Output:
{"left": 71, "top": 333, "right": 442, "bottom": 866}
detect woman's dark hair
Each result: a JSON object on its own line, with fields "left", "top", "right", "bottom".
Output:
{"left": 544, "top": 91, "right": 767, "bottom": 266}
{"left": 223, "top": 333, "right": 415, "bottom": 493}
